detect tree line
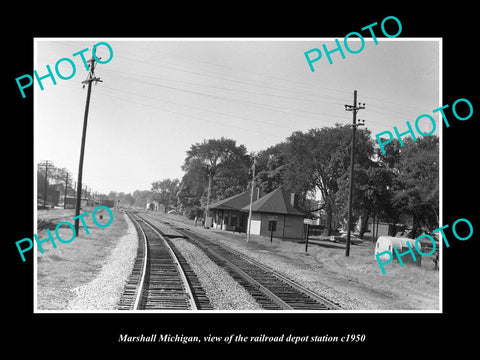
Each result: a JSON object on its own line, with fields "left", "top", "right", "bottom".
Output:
{"left": 142, "top": 124, "right": 439, "bottom": 238}
{"left": 38, "top": 124, "right": 439, "bottom": 237}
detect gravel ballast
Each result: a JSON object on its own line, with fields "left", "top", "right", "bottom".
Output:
{"left": 171, "top": 238, "right": 262, "bottom": 310}
{"left": 66, "top": 213, "right": 138, "bottom": 310}
{"left": 65, "top": 212, "right": 262, "bottom": 311}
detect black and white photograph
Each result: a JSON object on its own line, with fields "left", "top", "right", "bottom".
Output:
{"left": 6, "top": 7, "right": 478, "bottom": 352}
{"left": 32, "top": 38, "right": 441, "bottom": 313}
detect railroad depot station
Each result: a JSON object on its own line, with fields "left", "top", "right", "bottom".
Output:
{"left": 145, "top": 186, "right": 396, "bottom": 241}
{"left": 205, "top": 187, "right": 314, "bottom": 240}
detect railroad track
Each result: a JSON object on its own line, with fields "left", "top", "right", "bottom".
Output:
{"left": 118, "top": 212, "right": 212, "bottom": 310}
{"left": 139, "top": 213, "right": 341, "bottom": 311}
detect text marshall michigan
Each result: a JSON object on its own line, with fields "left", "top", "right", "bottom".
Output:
{"left": 118, "top": 334, "right": 200, "bottom": 344}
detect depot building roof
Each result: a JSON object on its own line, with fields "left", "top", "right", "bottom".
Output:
{"left": 208, "top": 189, "right": 253, "bottom": 211}
{"left": 241, "top": 188, "right": 306, "bottom": 216}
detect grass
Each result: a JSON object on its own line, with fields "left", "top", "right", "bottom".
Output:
{"left": 36, "top": 206, "right": 128, "bottom": 310}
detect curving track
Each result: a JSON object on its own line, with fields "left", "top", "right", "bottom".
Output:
{"left": 139, "top": 212, "right": 341, "bottom": 311}
{"left": 118, "top": 212, "right": 212, "bottom": 310}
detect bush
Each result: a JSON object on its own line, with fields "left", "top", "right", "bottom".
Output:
{"left": 185, "top": 206, "right": 204, "bottom": 220}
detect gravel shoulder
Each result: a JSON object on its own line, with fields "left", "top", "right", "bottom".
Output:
{"left": 66, "top": 213, "right": 138, "bottom": 310}
{"left": 36, "top": 209, "right": 136, "bottom": 310}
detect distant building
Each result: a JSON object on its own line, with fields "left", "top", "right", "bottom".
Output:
{"left": 99, "top": 199, "right": 115, "bottom": 208}
{"left": 146, "top": 201, "right": 165, "bottom": 212}
{"left": 356, "top": 217, "right": 409, "bottom": 238}
{"left": 63, "top": 196, "right": 88, "bottom": 208}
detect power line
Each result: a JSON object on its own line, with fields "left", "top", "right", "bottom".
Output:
{"left": 94, "top": 89, "right": 284, "bottom": 138}
{"left": 110, "top": 45, "right": 437, "bottom": 115}
{"left": 95, "top": 85, "right": 355, "bottom": 140}
{"left": 48, "top": 41, "right": 429, "bottom": 132}
{"left": 101, "top": 67, "right": 345, "bottom": 106}
{"left": 99, "top": 74, "right": 350, "bottom": 125}
{"left": 99, "top": 74, "right": 406, "bottom": 137}
{"left": 362, "top": 93, "right": 436, "bottom": 114}
{"left": 99, "top": 84, "right": 300, "bottom": 131}
{"left": 112, "top": 52, "right": 349, "bottom": 102}
{"left": 101, "top": 66, "right": 428, "bottom": 133}
{"left": 126, "top": 42, "right": 352, "bottom": 95}
{"left": 49, "top": 40, "right": 436, "bottom": 119}
{"left": 52, "top": 40, "right": 336, "bottom": 101}
{"left": 97, "top": 81, "right": 392, "bottom": 140}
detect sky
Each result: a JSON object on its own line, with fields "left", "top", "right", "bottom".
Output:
{"left": 35, "top": 38, "right": 440, "bottom": 195}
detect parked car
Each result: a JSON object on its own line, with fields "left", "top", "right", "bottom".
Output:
{"left": 330, "top": 233, "right": 363, "bottom": 245}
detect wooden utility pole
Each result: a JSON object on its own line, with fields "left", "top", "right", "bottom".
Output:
{"left": 63, "top": 172, "right": 69, "bottom": 209}
{"left": 74, "top": 52, "right": 102, "bottom": 234}
{"left": 305, "top": 223, "right": 310, "bottom": 252}
{"left": 39, "top": 160, "right": 53, "bottom": 208}
{"left": 344, "top": 90, "right": 365, "bottom": 257}
{"left": 247, "top": 156, "right": 256, "bottom": 242}
{"left": 204, "top": 165, "right": 212, "bottom": 228}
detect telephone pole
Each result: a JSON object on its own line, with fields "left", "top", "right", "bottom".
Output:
{"left": 344, "top": 90, "right": 365, "bottom": 257}
{"left": 39, "top": 160, "right": 53, "bottom": 208}
{"left": 204, "top": 166, "right": 212, "bottom": 229}
{"left": 74, "top": 50, "right": 102, "bottom": 234}
{"left": 63, "top": 172, "right": 69, "bottom": 209}
{"left": 247, "top": 156, "right": 256, "bottom": 243}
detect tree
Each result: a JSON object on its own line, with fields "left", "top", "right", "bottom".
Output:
{"left": 376, "top": 136, "right": 439, "bottom": 237}
{"left": 393, "top": 136, "right": 439, "bottom": 236}
{"left": 47, "top": 167, "right": 70, "bottom": 185}
{"left": 285, "top": 124, "right": 375, "bottom": 235}
{"left": 131, "top": 190, "right": 155, "bottom": 208}
{"left": 37, "top": 165, "right": 74, "bottom": 205}
{"left": 254, "top": 142, "right": 290, "bottom": 194}
{"left": 255, "top": 142, "right": 316, "bottom": 208}
{"left": 337, "top": 163, "right": 395, "bottom": 238}
{"left": 151, "top": 178, "right": 180, "bottom": 211}
{"left": 179, "top": 137, "right": 251, "bottom": 214}
{"left": 107, "top": 191, "right": 135, "bottom": 207}
{"left": 123, "top": 193, "right": 135, "bottom": 207}
{"left": 37, "top": 168, "right": 46, "bottom": 200}
{"left": 178, "top": 158, "right": 208, "bottom": 217}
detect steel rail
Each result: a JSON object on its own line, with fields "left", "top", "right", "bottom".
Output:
{"left": 129, "top": 213, "right": 149, "bottom": 310}
{"left": 223, "top": 241, "right": 341, "bottom": 310}
{"left": 176, "top": 227, "right": 314, "bottom": 310}
{"left": 136, "top": 215, "right": 197, "bottom": 310}
{"left": 172, "top": 229, "right": 294, "bottom": 310}
{"left": 141, "top": 213, "right": 340, "bottom": 310}
{"left": 138, "top": 213, "right": 289, "bottom": 309}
